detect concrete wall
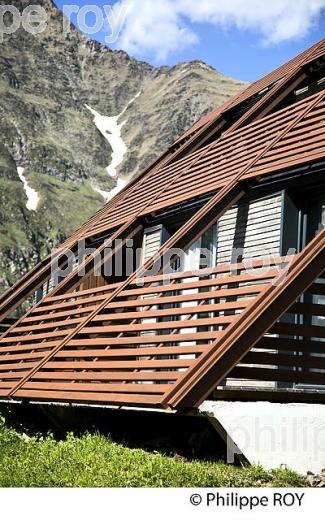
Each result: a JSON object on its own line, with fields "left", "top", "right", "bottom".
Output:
{"left": 200, "top": 400, "right": 325, "bottom": 475}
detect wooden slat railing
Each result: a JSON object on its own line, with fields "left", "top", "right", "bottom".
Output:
{"left": 225, "top": 276, "right": 325, "bottom": 388}
{"left": 0, "top": 258, "right": 289, "bottom": 405}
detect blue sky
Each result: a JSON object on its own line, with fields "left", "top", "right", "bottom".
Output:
{"left": 54, "top": 0, "right": 325, "bottom": 82}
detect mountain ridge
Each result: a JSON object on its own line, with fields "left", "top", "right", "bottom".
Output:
{"left": 0, "top": 0, "right": 248, "bottom": 292}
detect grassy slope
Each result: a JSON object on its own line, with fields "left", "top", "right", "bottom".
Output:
{"left": 0, "top": 172, "right": 104, "bottom": 291}
{"left": 0, "top": 418, "right": 305, "bottom": 487}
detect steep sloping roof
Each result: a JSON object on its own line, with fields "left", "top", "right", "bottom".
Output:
{"left": 1, "top": 39, "right": 324, "bottom": 323}
{"left": 0, "top": 230, "right": 323, "bottom": 408}
{"left": 176, "top": 38, "right": 325, "bottom": 144}
{"left": 0, "top": 260, "right": 285, "bottom": 405}
{"left": 84, "top": 91, "right": 325, "bottom": 237}
{"left": 0, "top": 42, "right": 324, "bottom": 409}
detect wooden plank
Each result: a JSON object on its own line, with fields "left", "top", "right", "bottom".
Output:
{"left": 255, "top": 337, "right": 325, "bottom": 354}
{"left": 115, "top": 275, "right": 277, "bottom": 298}
{"left": 1, "top": 328, "right": 76, "bottom": 343}
{"left": 211, "top": 388, "right": 325, "bottom": 404}
{"left": 66, "top": 331, "right": 221, "bottom": 346}
{"left": 30, "top": 371, "right": 180, "bottom": 381}
{"left": 22, "top": 381, "right": 171, "bottom": 394}
{"left": 0, "top": 341, "right": 59, "bottom": 354}
{"left": 0, "top": 351, "right": 53, "bottom": 362}
{"left": 43, "top": 359, "right": 194, "bottom": 369}
{"left": 243, "top": 351, "right": 325, "bottom": 369}
{"left": 22, "top": 306, "right": 98, "bottom": 322}
{"left": 30, "top": 293, "right": 112, "bottom": 312}
{"left": 103, "top": 286, "right": 264, "bottom": 309}
{"left": 12, "top": 317, "right": 83, "bottom": 333}
{"left": 0, "top": 372, "right": 29, "bottom": 379}
{"left": 0, "top": 362, "right": 38, "bottom": 371}
{"left": 78, "top": 316, "right": 234, "bottom": 334}
{"left": 270, "top": 322, "right": 325, "bottom": 338}
{"left": 91, "top": 301, "right": 247, "bottom": 322}
{"left": 14, "top": 389, "right": 162, "bottom": 405}
{"left": 53, "top": 345, "right": 209, "bottom": 358}
{"left": 288, "top": 302, "right": 325, "bottom": 316}
{"left": 228, "top": 366, "right": 325, "bottom": 386}
{"left": 45, "top": 283, "right": 120, "bottom": 302}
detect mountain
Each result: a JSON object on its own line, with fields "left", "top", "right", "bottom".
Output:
{"left": 0, "top": 0, "right": 248, "bottom": 293}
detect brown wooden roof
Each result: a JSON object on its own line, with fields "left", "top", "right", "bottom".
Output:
{"left": 176, "top": 38, "right": 325, "bottom": 143}
{"left": 0, "top": 41, "right": 324, "bottom": 409}
{"left": 84, "top": 91, "right": 325, "bottom": 237}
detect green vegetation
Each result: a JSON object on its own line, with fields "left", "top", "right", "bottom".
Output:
{"left": 0, "top": 417, "right": 305, "bottom": 488}
{"left": 0, "top": 170, "right": 105, "bottom": 293}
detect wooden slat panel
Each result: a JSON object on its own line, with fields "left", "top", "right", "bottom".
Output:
{"left": 22, "top": 382, "right": 171, "bottom": 394}
{"left": 288, "top": 302, "right": 325, "bottom": 316}
{"left": 270, "top": 322, "right": 325, "bottom": 338}
{"left": 12, "top": 317, "right": 84, "bottom": 333}
{"left": 53, "top": 345, "right": 210, "bottom": 358}
{"left": 27, "top": 277, "right": 268, "bottom": 315}
{"left": 78, "top": 316, "right": 233, "bottom": 334}
{"left": 87, "top": 93, "right": 324, "bottom": 234}
{"left": 1, "top": 74, "right": 323, "bottom": 409}
{"left": 91, "top": 301, "right": 247, "bottom": 321}
{"left": 14, "top": 389, "right": 162, "bottom": 405}
{"left": 228, "top": 366, "right": 325, "bottom": 386}
{"left": 43, "top": 359, "right": 195, "bottom": 369}
{"left": 31, "top": 371, "right": 180, "bottom": 381}
{"left": 0, "top": 258, "right": 276, "bottom": 408}
{"left": 0, "top": 341, "right": 59, "bottom": 354}
{"left": 66, "top": 331, "right": 221, "bottom": 346}
{"left": 243, "top": 351, "right": 325, "bottom": 370}
{"left": 255, "top": 337, "right": 325, "bottom": 354}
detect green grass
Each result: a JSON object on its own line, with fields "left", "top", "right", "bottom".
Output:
{"left": 0, "top": 417, "right": 305, "bottom": 488}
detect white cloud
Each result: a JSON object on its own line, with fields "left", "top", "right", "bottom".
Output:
{"left": 111, "top": 0, "right": 325, "bottom": 60}
{"left": 111, "top": 0, "right": 198, "bottom": 61}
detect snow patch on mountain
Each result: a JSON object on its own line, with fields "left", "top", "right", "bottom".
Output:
{"left": 86, "top": 104, "right": 127, "bottom": 179}
{"left": 86, "top": 91, "right": 140, "bottom": 201}
{"left": 86, "top": 91, "right": 141, "bottom": 179}
{"left": 17, "top": 167, "right": 40, "bottom": 211}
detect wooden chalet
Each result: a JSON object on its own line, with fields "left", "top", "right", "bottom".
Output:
{"left": 0, "top": 40, "right": 324, "bottom": 411}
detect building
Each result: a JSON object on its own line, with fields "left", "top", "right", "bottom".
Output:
{"left": 0, "top": 41, "right": 324, "bottom": 436}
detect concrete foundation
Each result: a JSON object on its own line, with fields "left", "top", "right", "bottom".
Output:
{"left": 200, "top": 400, "right": 325, "bottom": 475}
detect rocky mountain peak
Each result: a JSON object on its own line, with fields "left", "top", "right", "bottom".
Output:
{"left": 0, "top": 0, "right": 248, "bottom": 292}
